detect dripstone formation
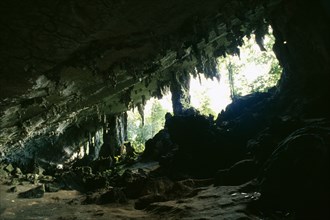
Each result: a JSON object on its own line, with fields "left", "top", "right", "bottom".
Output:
{"left": 0, "top": 1, "right": 329, "bottom": 219}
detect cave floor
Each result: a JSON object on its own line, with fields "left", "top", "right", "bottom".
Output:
{"left": 0, "top": 179, "right": 267, "bottom": 220}
{"left": 0, "top": 181, "right": 155, "bottom": 220}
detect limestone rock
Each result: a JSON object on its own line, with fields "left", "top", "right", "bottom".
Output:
{"left": 135, "top": 194, "right": 167, "bottom": 210}
{"left": 0, "top": 168, "right": 9, "bottom": 179}
{"left": 97, "top": 187, "right": 127, "bottom": 204}
{"left": 7, "top": 186, "right": 17, "bottom": 193}
{"left": 4, "top": 164, "right": 14, "bottom": 173}
{"left": 214, "top": 159, "right": 258, "bottom": 186}
{"left": 13, "top": 167, "right": 23, "bottom": 178}
{"left": 258, "top": 124, "right": 330, "bottom": 218}
{"left": 18, "top": 184, "right": 45, "bottom": 199}
{"left": 83, "top": 187, "right": 127, "bottom": 205}
{"left": 45, "top": 183, "right": 61, "bottom": 193}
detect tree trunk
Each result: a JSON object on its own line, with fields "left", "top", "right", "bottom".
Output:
{"left": 170, "top": 72, "right": 191, "bottom": 115}
{"left": 227, "top": 62, "right": 237, "bottom": 101}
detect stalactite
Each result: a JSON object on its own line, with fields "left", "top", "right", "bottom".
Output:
{"left": 120, "top": 86, "right": 133, "bottom": 108}
{"left": 158, "top": 80, "right": 170, "bottom": 99}
{"left": 99, "top": 112, "right": 127, "bottom": 158}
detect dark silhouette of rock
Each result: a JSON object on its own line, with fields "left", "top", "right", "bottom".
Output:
{"left": 120, "top": 169, "right": 148, "bottom": 199}
{"left": 135, "top": 194, "right": 167, "bottom": 210}
{"left": 45, "top": 183, "right": 61, "bottom": 192}
{"left": 57, "top": 166, "right": 107, "bottom": 192}
{"left": 18, "top": 184, "right": 45, "bottom": 198}
{"left": 124, "top": 142, "right": 135, "bottom": 159}
{"left": 7, "top": 186, "right": 17, "bottom": 193}
{"left": 258, "top": 124, "right": 330, "bottom": 219}
{"left": 0, "top": 164, "right": 10, "bottom": 179}
{"left": 142, "top": 129, "right": 176, "bottom": 162}
{"left": 0, "top": 0, "right": 329, "bottom": 219}
{"left": 90, "top": 157, "right": 114, "bottom": 172}
{"left": 214, "top": 159, "right": 258, "bottom": 186}
{"left": 97, "top": 187, "right": 127, "bottom": 204}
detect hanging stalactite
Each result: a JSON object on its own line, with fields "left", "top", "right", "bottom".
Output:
{"left": 99, "top": 113, "right": 126, "bottom": 159}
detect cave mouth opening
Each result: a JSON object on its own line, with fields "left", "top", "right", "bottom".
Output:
{"left": 127, "top": 93, "right": 172, "bottom": 152}
{"left": 126, "top": 27, "right": 282, "bottom": 152}
{"left": 190, "top": 26, "right": 282, "bottom": 116}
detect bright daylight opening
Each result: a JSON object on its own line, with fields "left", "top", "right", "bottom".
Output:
{"left": 127, "top": 93, "right": 172, "bottom": 152}
{"left": 190, "top": 26, "right": 281, "bottom": 116}
{"left": 128, "top": 27, "right": 282, "bottom": 151}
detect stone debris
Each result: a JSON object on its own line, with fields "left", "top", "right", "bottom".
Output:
{"left": 4, "top": 164, "right": 14, "bottom": 173}
{"left": 18, "top": 184, "right": 45, "bottom": 199}
{"left": 7, "top": 186, "right": 17, "bottom": 193}
{"left": 0, "top": 1, "right": 328, "bottom": 219}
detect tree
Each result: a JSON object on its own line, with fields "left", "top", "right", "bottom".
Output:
{"left": 148, "top": 101, "right": 167, "bottom": 137}
{"left": 196, "top": 89, "right": 216, "bottom": 116}
{"left": 217, "top": 27, "right": 282, "bottom": 97}
{"left": 127, "top": 98, "right": 168, "bottom": 152}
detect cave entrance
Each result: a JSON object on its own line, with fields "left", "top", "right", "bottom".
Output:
{"left": 190, "top": 27, "right": 282, "bottom": 116}
{"left": 127, "top": 93, "right": 172, "bottom": 152}
{"left": 126, "top": 27, "right": 281, "bottom": 152}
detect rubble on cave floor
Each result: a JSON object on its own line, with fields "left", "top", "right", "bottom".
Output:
{"left": 0, "top": 160, "right": 263, "bottom": 220}
{"left": 140, "top": 91, "right": 330, "bottom": 219}
{"left": 0, "top": 155, "right": 273, "bottom": 220}
{"left": 1, "top": 92, "right": 329, "bottom": 220}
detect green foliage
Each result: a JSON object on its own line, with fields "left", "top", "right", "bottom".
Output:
{"left": 127, "top": 99, "right": 168, "bottom": 152}
{"left": 217, "top": 27, "right": 282, "bottom": 97}
{"left": 148, "top": 101, "right": 168, "bottom": 136}
{"left": 194, "top": 89, "right": 217, "bottom": 117}
{"left": 127, "top": 111, "right": 144, "bottom": 152}
{"left": 128, "top": 28, "right": 282, "bottom": 150}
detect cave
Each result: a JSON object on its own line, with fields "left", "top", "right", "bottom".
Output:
{"left": 0, "top": 0, "right": 329, "bottom": 219}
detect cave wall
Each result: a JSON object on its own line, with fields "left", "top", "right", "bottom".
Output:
{"left": 268, "top": 0, "right": 330, "bottom": 116}
{"left": 99, "top": 113, "right": 127, "bottom": 158}
{"left": 0, "top": 0, "right": 329, "bottom": 165}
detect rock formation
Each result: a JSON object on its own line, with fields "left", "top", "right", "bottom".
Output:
{"left": 0, "top": 0, "right": 329, "bottom": 219}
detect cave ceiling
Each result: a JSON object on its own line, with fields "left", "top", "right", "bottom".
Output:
{"left": 0, "top": 0, "right": 276, "bottom": 159}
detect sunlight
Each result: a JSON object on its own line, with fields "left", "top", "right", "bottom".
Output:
{"left": 190, "top": 74, "right": 232, "bottom": 114}
{"left": 127, "top": 93, "right": 172, "bottom": 152}
{"left": 190, "top": 27, "right": 281, "bottom": 115}
{"left": 143, "top": 93, "right": 172, "bottom": 116}
{"left": 241, "top": 63, "right": 269, "bottom": 83}
{"left": 127, "top": 27, "right": 281, "bottom": 151}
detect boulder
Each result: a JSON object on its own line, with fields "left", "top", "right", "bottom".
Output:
{"left": 97, "top": 187, "right": 127, "bottom": 204}
{"left": 13, "top": 167, "right": 23, "bottom": 178}
{"left": 7, "top": 186, "right": 17, "bottom": 193}
{"left": 90, "top": 157, "right": 113, "bottom": 173}
{"left": 135, "top": 194, "right": 167, "bottom": 210}
{"left": 58, "top": 167, "right": 107, "bottom": 192}
{"left": 0, "top": 167, "right": 9, "bottom": 179}
{"left": 214, "top": 159, "right": 258, "bottom": 186}
{"left": 258, "top": 125, "right": 330, "bottom": 219}
{"left": 83, "top": 187, "right": 127, "bottom": 205}
{"left": 18, "top": 184, "right": 45, "bottom": 199}
{"left": 45, "top": 183, "right": 61, "bottom": 192}
{"left": 142, "top": 129, "right": 175, "bottom": 162}
{"left": 120, "top": 169, "right": 148, "bottom": 199}
{"left": 4, "top": 164, "right": 14, "bottom": 173}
